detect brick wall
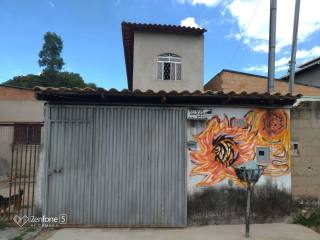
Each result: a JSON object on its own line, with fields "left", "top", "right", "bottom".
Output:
{"left": 0, "top": 85, "right": 36, "bottom": 100}
{"left": 204, "top": 70, "right": 320, "bottom": 96}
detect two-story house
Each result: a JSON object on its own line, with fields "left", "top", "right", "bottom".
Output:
{"left": 122, "top": 22, "right": 205, "bottom": 92}
{"left": 34, "top": 22, "right": 300, "bottom": 227}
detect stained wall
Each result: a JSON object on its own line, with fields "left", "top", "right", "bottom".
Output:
{"left": 187, "top": 107, "right": 291, "bottom": 225}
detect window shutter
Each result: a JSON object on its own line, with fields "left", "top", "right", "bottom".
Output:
{"left": 157, "top": 62, "right": 162, "bottom": 80}
{"left": 170, "top": 63, "right": 175, "bottom": 80}
{"left": 14, "top": 125, "right": 28, "bottom": 144}
{"left": 176, "top": 63, "right": 181, "bottom": 80}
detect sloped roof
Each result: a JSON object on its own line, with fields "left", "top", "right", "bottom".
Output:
{"left": 299, "top": 56, "right": 320, "bottom": 69}
{"left": 34, "top": 86, "right": 300, "bottom": 107}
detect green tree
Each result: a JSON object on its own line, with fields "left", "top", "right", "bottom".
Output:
{"left": 38, "top": 32, "right": 64, "bottom": 73}
{"left": 4, "top": 72, "right": 96, "bottom": 89}
{"left": 3, "top": 32, "right": 97, "bottom": 89}
{"left": 3, "top": 74, "right": 42, "bottom": 88}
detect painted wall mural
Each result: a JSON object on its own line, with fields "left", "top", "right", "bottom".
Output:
{"left": 189, "top": 109, "right": 290, "bottom": 187}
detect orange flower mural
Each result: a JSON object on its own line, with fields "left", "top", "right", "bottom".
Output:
{"left": 190, "top": 115, "right": 257, "bottom": 186}
{"left": 245, "top": 109, "right": 290, "bottom": 176}
{"left": 190, "top": 109, "right": 290, "bottom": 187}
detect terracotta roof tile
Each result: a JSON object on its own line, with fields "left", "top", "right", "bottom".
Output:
{"left": 34, "top": 86, "right": 301, "bottom": 107}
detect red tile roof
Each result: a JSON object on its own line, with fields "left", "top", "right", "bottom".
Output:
{"left": 34, "top": 86, "right": 300, "bottom": 107}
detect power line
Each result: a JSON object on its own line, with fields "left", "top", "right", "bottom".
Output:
{"left": 228, "top": 0, "right": 262, "bottom": 68}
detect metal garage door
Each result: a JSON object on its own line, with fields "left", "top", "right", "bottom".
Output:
{"left": 43, "top": 105, "right": 187, "bottom": 227}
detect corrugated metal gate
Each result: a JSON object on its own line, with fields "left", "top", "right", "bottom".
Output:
{"left": 43, "top": 105, "right": 187, "bottom": 226}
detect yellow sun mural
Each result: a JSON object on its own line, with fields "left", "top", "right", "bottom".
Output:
{"left": 190, "top": 109, "right": 290, "bottom": 186}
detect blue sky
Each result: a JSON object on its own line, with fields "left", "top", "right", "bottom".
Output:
{"left": 1, "top": 0, "right": 319, "bottom": 89}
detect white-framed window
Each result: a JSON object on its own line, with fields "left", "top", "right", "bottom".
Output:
{"left": 157, "top": 53, "right": 181, "bottom": 80}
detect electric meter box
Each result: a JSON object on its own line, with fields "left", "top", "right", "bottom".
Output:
{"left": 256, "top": 146, "right": 270, "bottom": 166}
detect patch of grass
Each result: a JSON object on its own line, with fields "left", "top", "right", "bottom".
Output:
{"left": 9, "top": 227, "right": 37, "bottom": 240}
{"left": 293, "top": 209, "right": 320, "bottom": 233}
{"left": 24, "top": 226, "right": 36, "bottom": 233}
{"left": 0, "top": 220, "right": 8, "bottom": 230}
{"left": 9, "top": 235, "right": 23, "bottom": 240}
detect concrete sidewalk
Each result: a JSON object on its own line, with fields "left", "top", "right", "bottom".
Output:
{"left": 34, "top": 223, "right": 320, "bottom": 240}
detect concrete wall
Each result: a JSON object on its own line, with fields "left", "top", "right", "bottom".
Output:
{"left": 0, "top": 100, "right": 44, "bottom": 122}
{"left": 0, "top": 97, "right": 44, "bottom": 181}
{"left": 0, "top": 126, "right": 13, "bottom": 181}
{"left": 295, "top": 65, "right": 320, "bottom": 88}
{"left": 133, "top": 32, "right": 204, "bottom": 92}
{"left": 187, "top": 107, "right": 292, "bottom": 225}
{"left": 291, "top": 101, "right": 320, "bottom": 201}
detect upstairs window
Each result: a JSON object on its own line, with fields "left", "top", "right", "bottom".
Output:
{"left": 157, "top": 53, "right": 181, "bottom": 80}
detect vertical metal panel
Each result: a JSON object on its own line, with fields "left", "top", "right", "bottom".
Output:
{"left": 44, "top": 105, "right": 187, "bottom": 227}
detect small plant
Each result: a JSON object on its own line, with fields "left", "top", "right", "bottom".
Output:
{"left": 0, "top": 220, "right": 8, "bottom": 230}
{"left": 9, "top": 235, "right": 23, "bottom": 240}
{"left": 293, "top": 209, "right": 320, "bottom": 233}
{"left": 9, "top": 227, "right": 37, "bottom": 240}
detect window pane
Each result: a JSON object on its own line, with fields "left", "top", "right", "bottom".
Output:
{"left": 164, "top": 63, "right": 171, "bottom": 80}
{"left": 176, "top": 63, "right": 181, "bottom": 80}
{"left": 170, "top": 58, "right": 181, "bottom": 63}
{"left": 158, "top": 57, "right": 170, "bottom": 62}
{"left": 157, "top": 62, "right": 162, "bottom": 80}
{"left": 14, "top": 124, "right": 41, "bottom": 145}
{"left": 28, "top": 126, "right": 41, "bottom": 145}
{"left": 170, "top": 63, "right": 175, "bottom": 80}
{"left": 14, "top": 125, "right": 28, "bottom": 144}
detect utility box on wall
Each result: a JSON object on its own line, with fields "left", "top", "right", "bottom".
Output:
{"left": 255, "top": 147, "right": 270, "bottom": 166}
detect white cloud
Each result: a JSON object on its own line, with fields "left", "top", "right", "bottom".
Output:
{"left": 177, "top": 0, "right": 221, "bottom": 7}
{"left": 227, "top": 0, "right": 320, "bottom": 53}
{"left": 297, "top": 46, "right": 320, "bottom": 60}
{"left": 180, "top": 17, "right": 200, "bottom": 28}
{"left": 244, "top": 45, "right": 320, "bottom": 75}
{"left": 275, "top": 46, "right": 320, "bottom": 69}
{"left": 243, "top": 65, "right": 268, "bottom": 73}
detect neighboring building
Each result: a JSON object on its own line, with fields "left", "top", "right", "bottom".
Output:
{"left": 0, "top": 85, "right": 43, "bottom": 181}
{"left": 122, "top": 22, "right": 205, "bottom": 92}
{"left": 204, "top": 69, "right": 320, "bottom": 96}
{"left": 282, "top": 57, "right": 320, "bottom": 88}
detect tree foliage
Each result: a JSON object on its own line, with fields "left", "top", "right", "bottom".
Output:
{"left": 3, "top": 72, "right": 96, "bottom": 89}
{"left": 2, "top": 31, "right": 97, "bottom": 89}
{"left": 38, "top": 32, "right": 64, "bottom": 73}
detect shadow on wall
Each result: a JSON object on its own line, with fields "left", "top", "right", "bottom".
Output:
{"left": 188, "top": 183, "right": 292, "bottom": 226}
{"left": 0, "top": 158, "right": 9, "bottom": 182}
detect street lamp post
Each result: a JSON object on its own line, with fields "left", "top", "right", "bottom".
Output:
{"left": 235, "top": 166, "right": 264, "bottom": 238}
